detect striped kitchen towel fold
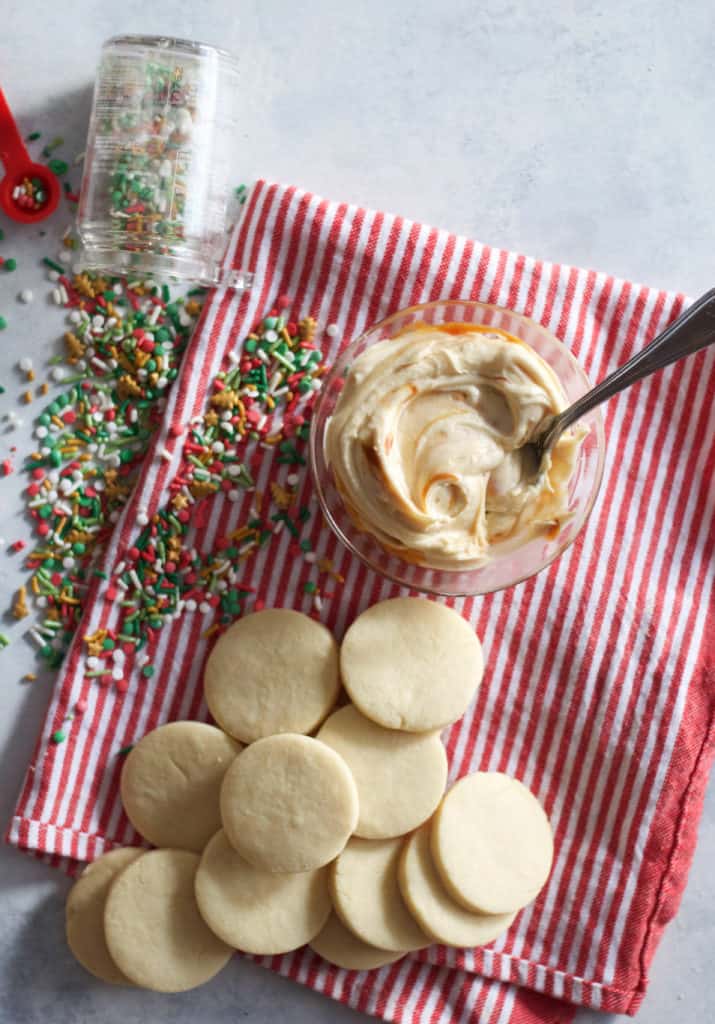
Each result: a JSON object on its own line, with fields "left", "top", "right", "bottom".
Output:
{"left": 7, "top": 180, "right": 715, "bottom": 1024}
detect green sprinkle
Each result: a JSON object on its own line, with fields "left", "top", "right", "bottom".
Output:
{"left": 49, "top": 159, "right": 68, "bottom": 176}
{"left": 0, "top": 633, "right": 9, "bottom": 649}
{"left": 43, "top": 257, "right": 65, "bottom": 274}
{"left": 303, "top": 581, "right": 317, "bottom": 594}
{"left": 4, "top": 258, "right": 17, "bottom": 272}
{"left": 299, "top": 539, "right": 312, "bottom": 552}
{"left": 141, "top": 664, "right": 155, "bottom": 678}
{"left": 51, "top": 729, "right": 66, "bottom": 744}
{"left": 118, "top": 744, "right": 134, "bottom": 756}
{"left": 0, "top": 316, "right": 7, "bottom": 331}
{"left": 26, "top": 131, "right": 41, "bottom": 141}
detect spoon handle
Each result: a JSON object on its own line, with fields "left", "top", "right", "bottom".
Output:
{"left": 546, "top": 286, "right": 715, "bottom": 442}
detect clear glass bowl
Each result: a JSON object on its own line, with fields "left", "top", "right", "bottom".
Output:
{"left": 310, "top": 299, "right": 605, "bottom": 597}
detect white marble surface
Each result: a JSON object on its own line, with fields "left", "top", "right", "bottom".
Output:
{"left": 0, "top": 3, "right": 712, "bottom": 1023}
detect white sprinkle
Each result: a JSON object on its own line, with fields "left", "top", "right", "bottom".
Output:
{"left": 62, "top": 556, "right": 75, "bottom": 570}
{"left": 35, "top": 426, "right": 48, "bottom": 439}
{"left": 286, "top": 473, "right": 299, "bottom": 487}
{"left": 313, "top": 595, "right": 324, "bottom": 612}
{"left": 19, "top": 357, "right": 33, "bottom": 372}
{"left": 326, "top": 323, "right": 339, "bottom": 338}
{"left": 211, "top": 441, "right": 225, "bottom": 454}
{"left": 51, "top": 366, "right": 67, "bottom": 382}
{"left": 59, "top": 284, "right": 69, "bottom": 304}
{"left": 160, "top": 448, "right": 172, "bottom": 461}
{"left": 228, "top": 350, "right": 240, "bottom": 364}
{"left": 36, "top": 595, "right": 48, "bottom": 608}
{"left": 263, "top": 329, "right": 278, "bottom": 343}
{"left": 48, "top": 270, "right": 60, "bottom": 282}
{"left": 52, "top": 287, "right": 62, "bottom": 305}
{"left": 112, "top": 667, "right": 124, "bottom": 682}
{"left": 199, "top": 601, "right": 211, "bottom": 614}
{"left": 58, "top": 250, "right": 72, "bottom": 264}
{"left": 136, "top": 509, "right": 149, "bottom": 526}
{"left": 112, "top": 649, "right": 126, "bottom": 665}
{"left": 18, "top": 289, "right": 33, "bottom": 304}
{"left": 228, "top": 489, "right": 240, "bottom": 502}
{"left": 186, "top": 599, "right": 197, "bottom": 612}
{"left": 304, "top": 552, "right": 317, "bottom": 563}
{"left": 137, "top": 652, "right": 150, "bottom": 668}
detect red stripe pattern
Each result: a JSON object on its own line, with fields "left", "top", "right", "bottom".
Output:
{"left": 7, "top": 181, "right": 715, "bottom": 1024}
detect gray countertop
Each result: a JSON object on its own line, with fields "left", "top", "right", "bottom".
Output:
{"left": 0, "top": 3, "right": 712, "bottom": 1023}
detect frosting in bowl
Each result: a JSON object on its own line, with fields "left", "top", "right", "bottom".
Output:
{"left": 325, "top": 323, "right": 583, "bottom": 570}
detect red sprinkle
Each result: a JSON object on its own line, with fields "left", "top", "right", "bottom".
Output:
{"left": 74, "top": 699, "right": 88, "bottom": 714}
{"left": 10, "top": 540, "right": 26, "bottom": 553}
{"left": 1, "top": 459, "right": 13, "bottom": 476}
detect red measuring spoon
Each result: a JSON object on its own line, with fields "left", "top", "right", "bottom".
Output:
{"left": 0, "top": 86, "right": 60, "bottom": 223}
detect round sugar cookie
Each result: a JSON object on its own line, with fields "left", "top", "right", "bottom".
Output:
{"left": 104, "top": 848, "right": 233, "bottom": 992}
{"left": 220, "top": 733, "right": 359, "bottom": 872}
{"left": 310, "top": 912, "right": 406, "bottom": 971}
{"left": 66, "top": 847, "right": 142, "bottom": 984}
{"left": 331, "top": 836, "right": 429, "bottom": 952}
{"left": 120, "top": 721, "right": 241, "bottom": 852}
{"left": 432, "top": 772, "right": 553, "bottom": 915}
{"left": 317, "top": 705, "right": 447, "bottom": 839}
{"left": 399, "top": 825, "right": 516, "bottom": 947}
{"left": 340, "top": 597, "right": 483, "bottom": 732}
{"left": 204, "top": 609, "right": 340, "bottom": 743}
{"left": 196, "top": 830, "right": 332, "bottom": 954}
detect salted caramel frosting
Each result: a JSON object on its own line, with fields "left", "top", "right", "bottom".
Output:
{"left": 325, "top": 323, "right": 583, "bottom": 570}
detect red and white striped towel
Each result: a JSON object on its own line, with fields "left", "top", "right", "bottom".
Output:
{"left": 8, "top": 181, "right": 715, "bottom": 1024}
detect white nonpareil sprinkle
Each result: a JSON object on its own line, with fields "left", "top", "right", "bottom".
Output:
{"left": 286, "top": 473, "right": 299, "bottom": 487}
{"left": 18, "top": 357, "right": 33, "bottom": 372}
{"left": 18, "top": 289, "right": 33, "bottom": 304}
{"left": 326, "top": 323, "right": 339, "bottom": 338}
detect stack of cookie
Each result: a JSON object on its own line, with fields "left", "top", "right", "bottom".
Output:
{"left": 65, "top": 598, "right": 554, "bottom": 992}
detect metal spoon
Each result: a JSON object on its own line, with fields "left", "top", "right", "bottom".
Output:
{"left": 521, "top": 287, "right": 715, "bottom": 477}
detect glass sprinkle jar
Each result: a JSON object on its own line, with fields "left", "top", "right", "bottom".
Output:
{"left": 78, "top": 35, "right": 251, "bottom": 288}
